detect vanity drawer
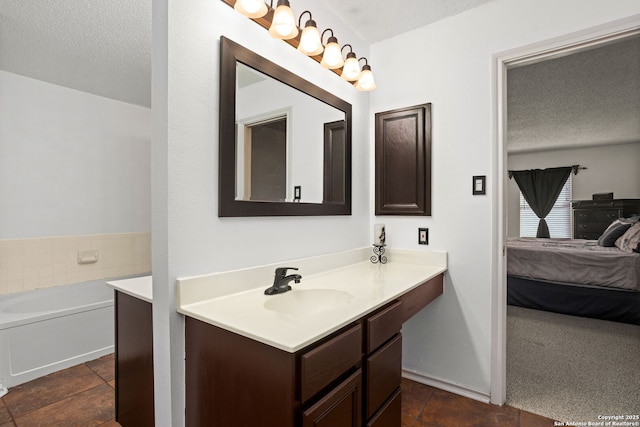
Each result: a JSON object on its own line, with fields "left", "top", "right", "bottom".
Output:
{"left": 366, "top": 333, "right": 402, "bottom": 419}
{"left": 367, "top": 387, "right": 401, "bottom": 427}
{"left": 300, "top": 324, "right": 362, "bottom": 402}
{"left": 366, "top": 300, "right": 403, "bottom": 353}
{"left": 301, "top": 369, "right": 362, "bottom": 427}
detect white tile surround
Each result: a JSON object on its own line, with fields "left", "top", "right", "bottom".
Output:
{"left": 0, "top": 232, "right": 151, "bottom": 295}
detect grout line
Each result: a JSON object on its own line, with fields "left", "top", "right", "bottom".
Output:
{"left": 417, "top": 391, "right": 435, "bottom": 427}
{"left": 1, "top": 401, "right": 16, "bottom": 426}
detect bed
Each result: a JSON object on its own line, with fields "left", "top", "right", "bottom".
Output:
{"left": 507, "top": 237, "right": 640, "bottom": 325}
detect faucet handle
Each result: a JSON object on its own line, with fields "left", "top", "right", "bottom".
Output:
{"left": 275, "top": 267, "right": 298, "bottom": 277}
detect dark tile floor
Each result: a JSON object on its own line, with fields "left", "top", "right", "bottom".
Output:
{"left": 0, "top": 355, "right": 117, "bottom": 427}
{"left": 0, "top": 354, "right": 556, "bottom": 426}
{"left": 400, "top": 378, "right": 556, "bottom": 427}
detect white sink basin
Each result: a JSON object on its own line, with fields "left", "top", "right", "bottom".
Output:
{"left": 263, "top": 289, "right": 353, "bottom": 315}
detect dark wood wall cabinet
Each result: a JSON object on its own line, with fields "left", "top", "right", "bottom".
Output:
{"left": 572, "top": 199, "right": 640, "bottom": 239}
{"left": 115, "top": 291, "right": 155, "bottom": 427}
{"left": 185, "top": 273, "right": 444, "bottom": 427}
{"left": 375, "top": 104, "right": 432, "bottom": 216}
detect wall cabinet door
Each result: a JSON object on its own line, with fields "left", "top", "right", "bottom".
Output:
{"left": 301, "top": 370, "right": 362, "bottom": 427}
{"left": 375, "top": 104, "right": 432, "bottom": 215}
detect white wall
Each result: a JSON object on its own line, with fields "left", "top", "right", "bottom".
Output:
{"left": 0, "top": 71, "right": 151, "bottom": 239}
{"left": 369, "top": 0, "right": 640, "bottom": 399}
{"left": 507, "top": 143, "right": 640, "bottom": 237}
{"left": 152, "top": 1, "right": 371, "bottom": 424}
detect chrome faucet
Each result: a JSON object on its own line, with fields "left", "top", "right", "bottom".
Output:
{"left": 264, "top": 267, "right": 302, "bottom": 295}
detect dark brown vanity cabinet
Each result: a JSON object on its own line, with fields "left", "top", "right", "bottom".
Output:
{"left": 114, "top": 291, "right": 155, "bottom": 427}
{"left": 184, "top": 273, "right": 444, "bottom": 427}
{"left": 185, "top": 319, "right": 364, "bottom": 427}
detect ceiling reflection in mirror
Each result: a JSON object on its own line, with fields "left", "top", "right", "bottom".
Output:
{"left": 235, "top": 63, "right": 345, "bottom": 204}
{"left": 219, "top": 36, "right": 352, "bottom": 217}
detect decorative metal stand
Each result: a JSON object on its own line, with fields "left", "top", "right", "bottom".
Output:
{"left": 370, "top": 244, "right": 387, "bottom": 264}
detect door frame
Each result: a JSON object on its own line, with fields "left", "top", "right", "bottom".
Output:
{"left": 490, "top": 16, "right": 640, "bottom": 405}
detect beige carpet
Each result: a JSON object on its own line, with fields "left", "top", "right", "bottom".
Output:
{"left": 507, "top": 306, "right": 640, "bottom": 423}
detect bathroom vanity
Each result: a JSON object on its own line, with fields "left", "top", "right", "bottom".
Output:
{"left": 107, "top": 276, "right": 155, "bottom": 427}
{"left": 177, "top": 248, "right": 446, "bottom": 427}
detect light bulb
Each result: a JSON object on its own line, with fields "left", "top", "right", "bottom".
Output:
{"left": 320, "top": 37, "right": 344, "bottom": 69}
{"left": 298, "top": 21, "right": 323, "bottom": 56}
{"left": 341, "top": 52, "right": 361, "bottom": 81}
{"left": 268, "top": 0, "right": 298, "bottom": 40}
{"left": 234, "top": 0, "right": 268, "bottom": 19}
{"left": 356, "top": 65, "right": 376, "bottom": 91}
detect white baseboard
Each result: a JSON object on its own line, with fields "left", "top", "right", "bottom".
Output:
{"left": 402, "top": 370, "right": 491, "bottom": 404}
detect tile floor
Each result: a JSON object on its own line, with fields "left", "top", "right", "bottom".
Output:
{"left": 400, "top": 378, "right": 556, "bottom": 427}
{"left": 0, "top": 354, "right": 556, "bottom": 426}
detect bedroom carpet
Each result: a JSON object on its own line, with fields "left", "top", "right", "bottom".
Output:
{"left": 507, "top": 306, "right": 640, "bottom": 423}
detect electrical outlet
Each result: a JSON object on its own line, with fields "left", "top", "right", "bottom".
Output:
{"left": 418, "top": 228, "right": 428, "bottom": 245}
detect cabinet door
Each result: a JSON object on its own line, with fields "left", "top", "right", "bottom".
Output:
{"left": 115, "top": 291, "right": 155, "bottom": 427}
{"left": 366, "top": 334, "right": 402, "bottom": 419}
{"left": 375, "top": 103, "right": 431, "bottom": 216}
{"left": 302, "top": 370, "right": 362, "bottom": 427}
{"left": 367, "top": 388, "right": 401, "bottom": 427}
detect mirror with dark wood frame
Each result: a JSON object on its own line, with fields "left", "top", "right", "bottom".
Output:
{"left": 219, "top": 36, "right": 352, "bottom": 217}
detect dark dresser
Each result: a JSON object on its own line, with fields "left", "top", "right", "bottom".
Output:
{"left": 572, "top": 199, "right": 640, "bottom": 239}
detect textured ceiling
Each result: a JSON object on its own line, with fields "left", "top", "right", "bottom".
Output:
{"left": 0, "top": 0, "right": 491, "bottom": 108}
{"left": 0, "top": 0, "right": 637, "bottom": 154}
{"left": 0, "top": 0, "right": 151, "bottom": 107}
{"left": 507, "top": 35, "right": 640, "bottom": 153}
{"left": 316, "top": 0, "right": 495, "bottom": 43}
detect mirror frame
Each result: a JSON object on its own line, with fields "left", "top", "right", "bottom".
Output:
{"left": 219, "top": 36, "right": 352, "bottom": 217}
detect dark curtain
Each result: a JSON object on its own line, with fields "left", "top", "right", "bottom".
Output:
{"left": 511, "top": 167, "right": 572, "bottom": 238}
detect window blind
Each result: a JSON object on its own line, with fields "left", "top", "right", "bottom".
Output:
{"left": 520, "top": 176, "right": 572, "bottom": 238}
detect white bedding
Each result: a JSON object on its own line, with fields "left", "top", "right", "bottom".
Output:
{"left": 507, "top": 238, "right": 640, "bottom": 292}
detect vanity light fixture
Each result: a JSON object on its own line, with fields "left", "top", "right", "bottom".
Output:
{"left": 297, "top": 11, "right": 323, "bottom": 56}
{"left": 224, "top": 0, "right": 376, "bottom": 90}
{"left": 355, "top": 57, "right": 376, "bottom": 91}
{"left": 320, "top": 29, "right": 344, "bottom": 69}
{"left": 268, "top": 0, "right": 298, "bottom": 40}
{"left": 234, "top": 0, "right": 269, "bottom": 18}
{"left": 340, "top": 45, "right": 361, "bottom": 81}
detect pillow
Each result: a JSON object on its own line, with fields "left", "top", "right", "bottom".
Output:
{"left": 615, "top": 222, "right": 640, "bottom": 253}
{"left": 597, "top": 219, "right": 633, "bottom": 247}
{"left": 627, "top": 215, "right": 640, "bottom": 223}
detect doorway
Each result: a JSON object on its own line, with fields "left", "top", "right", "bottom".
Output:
{"left": 492, "top": 19, "right": 640, "bottom": 408}
{"left": 244, "top": 117, "right": 287, "bottom": 202}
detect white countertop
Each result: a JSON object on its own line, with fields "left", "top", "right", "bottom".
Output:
{"left": 177, "top": 248, "right": 446, "bottom": 353}
{"left": 107, "top": 275, "right": 153, "bottom": 303}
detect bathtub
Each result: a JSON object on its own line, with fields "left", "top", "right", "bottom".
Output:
{"left": 0, "top": 279, "right": 116, "bottom": 388}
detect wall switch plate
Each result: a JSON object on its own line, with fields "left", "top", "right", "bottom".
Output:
{"left": 418, "top": 228, "right": 428, "bottom": 245}
{"left": 473, "top": 175, "right": 486, "bottom": 195}
{"left": 294, "top": 185, "right": 301, "bottom": 201}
